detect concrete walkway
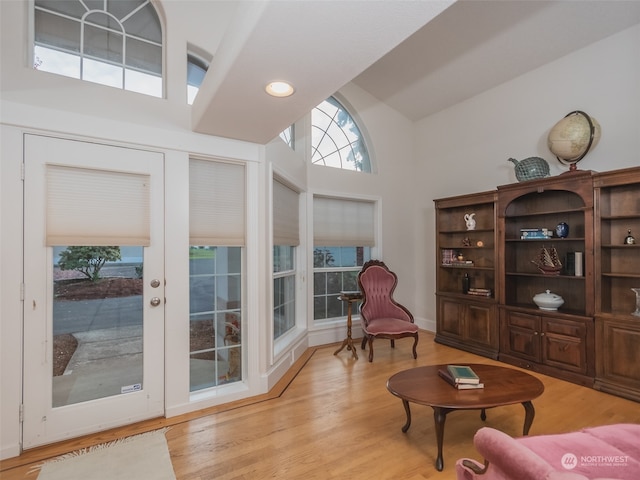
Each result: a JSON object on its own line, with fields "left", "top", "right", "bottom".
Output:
{"left": 53, "top": 326, "right": 142, "bottom": 407}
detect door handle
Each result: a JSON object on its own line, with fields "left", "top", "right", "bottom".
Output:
{"left": 150, "top": 297, "right": 162, "bottom": 307}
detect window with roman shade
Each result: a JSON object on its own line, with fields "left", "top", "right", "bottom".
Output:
{"left": 273, "top": 179, "right": 299, "bottom": 340}
{"left": 313, "top": 196, "right": 374, "bottom": 321}
{"left": 188, "top": 158, "right": 245, "bottom": 392}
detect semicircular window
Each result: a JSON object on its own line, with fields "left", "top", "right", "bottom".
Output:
{"left": 311, "top": 97, "right": 371, "bottom": 173}
{"left": 34, "top": 0, "right": 163, "bottom": 98}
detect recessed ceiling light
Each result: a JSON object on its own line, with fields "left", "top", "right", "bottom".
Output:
{"left": 265, "top": 81, "right": 295, "bottom": 97}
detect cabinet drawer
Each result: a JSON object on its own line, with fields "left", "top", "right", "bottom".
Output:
{"left": 545, "top": 318, "right": 585, "bottom": 338}
{"left": 506, "top": 311, "right": 539, "bottom": 330}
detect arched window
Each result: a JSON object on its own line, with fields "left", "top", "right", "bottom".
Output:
{"left": 34, "top": 0, "right": 163, "bottom": 98}
{"left": 311, "top": 97, "right": 371, "bottom": 173}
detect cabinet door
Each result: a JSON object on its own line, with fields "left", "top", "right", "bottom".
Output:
{"left": 438, "top": 297, "right": 464, "bottom": 339}
{"left": 465, "top": 302, "right": 495, "bottom": 347}
{"left": 543, "top": 318, "right": 587, "bottom": 374}
{"left": 598, "top": 318, "right": 640, "bottom": 388}
{"left": 501, "top": 311, "right": 540, "bottom": 362}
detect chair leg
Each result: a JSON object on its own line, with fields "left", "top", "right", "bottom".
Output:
{"left": 361, "top": 335, "right": 367, "bottom": 350}
{"left": 368, "top": 338, "right": 374, "bottom": 362}
{"left": 412, "top": 333, "right": 418, "bottom": 359}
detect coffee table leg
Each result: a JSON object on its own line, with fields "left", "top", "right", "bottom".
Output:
{"left": 522, "top": 401, "right": 535, "bottom": 435}
{"left": 433, "top": 407, "right": 449, "bottom": 472}
{"left": 401, "top": 399, "right": 412, "bottom": 432}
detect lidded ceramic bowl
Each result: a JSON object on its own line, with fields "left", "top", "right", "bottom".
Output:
{"left": 533, "top": 290, "right": 564, "bottom": 310}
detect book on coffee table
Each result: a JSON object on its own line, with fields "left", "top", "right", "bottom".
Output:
{"left": 447, "top": 365, "right": 481, "bottom": 384}
{"left": 438, "top": 368, "right": 484, "bottom": 389}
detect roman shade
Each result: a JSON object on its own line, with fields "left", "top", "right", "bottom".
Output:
{"left": 46, "top": 164, "right": 150, "bottom": 246}
{"left": 313, "top": 196, "right": 374, "bottom": 247}
{"left": 273, "top": 179, "right": 300, "bottom": 246}
{"left": 189, "top": 159, "right": 246, "bottom": 246}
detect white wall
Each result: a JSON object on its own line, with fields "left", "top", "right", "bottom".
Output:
{"left": 2, "top": 0, "right": 638, "bottom": 460}
{"left": 412, "top": 24, "right": 640, "bottom": 329}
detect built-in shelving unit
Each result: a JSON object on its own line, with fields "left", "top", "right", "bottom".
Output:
{"left": 434, "top": 191, "right": 498, "bottom": 359}
{"left": 593, "top": 167, "right": 640, "bottom": 402}
{"left": 496, "top": 172, "right": 595, "bottom": 386}
{"left": 434, "top": 167, "right": 640, "bottom": 399}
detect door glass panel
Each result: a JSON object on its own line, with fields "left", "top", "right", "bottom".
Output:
{"left": 52, "top": 245, "right": 144, "bottom": 407}
{"left": 189, "top": 246, "right": 242, "bottom": 391}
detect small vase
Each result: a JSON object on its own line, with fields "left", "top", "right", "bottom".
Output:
{"left": 556, "top": 222, "right": 569, "bottom": 238}
{"left": 632, "top": 288, "right": 640, "bottom": 317}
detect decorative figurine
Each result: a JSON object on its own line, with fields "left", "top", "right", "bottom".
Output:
{"left": 624, "top": 229, "right": 636, "bottom": 245}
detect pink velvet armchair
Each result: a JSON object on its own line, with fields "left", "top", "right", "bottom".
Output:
{"left": 357, "top": 260, "right": 419, "bottom": 362}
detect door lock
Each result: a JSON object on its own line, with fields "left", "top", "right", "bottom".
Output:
{"left": 150, "top": 297, "right": 162, "bottom": 307}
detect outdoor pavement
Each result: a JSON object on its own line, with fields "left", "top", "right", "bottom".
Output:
{"left": 53, "top": 326, "right": 143, "bottom": 407}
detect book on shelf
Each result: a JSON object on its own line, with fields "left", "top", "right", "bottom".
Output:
{"left": 447, "top": 365, "right": 481, "bottom": 384}
{"left": 450, "top": 261, "right": 474, "bottom": 267}
{"left": 520, "top": 228, "right": 553, "bottom": 240}
{"left": 441, "top": 249, "right": 456, "bottom": 265}
{"left": 466, "top": 288, "right": 492, "bottom": 297}
{"left": 467, "top": 290, "right": 491, "bottom": 297}
{"left": 438, "top": 368, "right": 485, "bottom": 389}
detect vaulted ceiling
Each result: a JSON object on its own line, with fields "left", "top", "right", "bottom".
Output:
{"left": 178, "top": 0, "right": 640, "bottom": 144}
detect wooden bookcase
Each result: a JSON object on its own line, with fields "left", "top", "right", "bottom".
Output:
{"left": 434, "top": 191, "right": 499, "bottom": 358}
{"left": 496, "top": 172, "right": 595, "bottom": 385}
{"left": 593, "top": 166, "right": 640, "bottom": 402}
{"left": 434, "top": 167, "right": 640, "bottom": 399}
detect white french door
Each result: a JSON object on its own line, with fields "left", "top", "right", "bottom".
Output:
{"left": 22, "top": 135, "right": 165, "bottom": 449}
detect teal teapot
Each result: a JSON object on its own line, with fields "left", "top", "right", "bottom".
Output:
{"left": 508, "top": 157, "right": 550, "bottom": 182}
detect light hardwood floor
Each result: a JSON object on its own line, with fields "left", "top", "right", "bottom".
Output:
{"left": 3, "top": 331, "right": 640, "bottom": 479}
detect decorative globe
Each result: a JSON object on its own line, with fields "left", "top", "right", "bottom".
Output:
{"left": 547, "top": 111, "right": 601, "bottom": 172}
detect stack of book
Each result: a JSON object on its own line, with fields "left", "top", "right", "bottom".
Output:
{"left": 467, "top": 287, "right": 492, "bottom": 297}
{"left": 438, "top": 365, "right": 484, "bottom": 389}
{"left": 520, "top": 228, "right": 552, "bottom": 240}
{"left": 451, "top": 260, "right": 474, "bottom": 266}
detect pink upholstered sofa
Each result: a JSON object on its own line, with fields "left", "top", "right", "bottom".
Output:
{"left": 456, "top": 424, "right": 640, "bottom": 480}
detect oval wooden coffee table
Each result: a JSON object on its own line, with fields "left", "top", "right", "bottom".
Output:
{"left": 386, "top": 363, "right": 544, "bottom": 471}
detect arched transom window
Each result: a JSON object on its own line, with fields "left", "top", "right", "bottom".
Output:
{"left": 311, "top": 97, "right": 371, "bottom": 173}
{"left": 34, "top": 0, "right": 163, "bottom": 97}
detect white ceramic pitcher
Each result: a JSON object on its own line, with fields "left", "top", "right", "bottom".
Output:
{"left": 464, "top": 213, "right": 476, "bottom": 230}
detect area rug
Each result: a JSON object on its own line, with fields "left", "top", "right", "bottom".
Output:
{"left": 33, "top": 428, "right": 176, "bottom": 480}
